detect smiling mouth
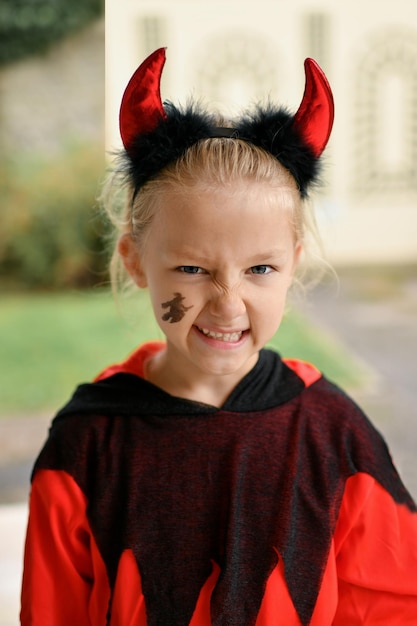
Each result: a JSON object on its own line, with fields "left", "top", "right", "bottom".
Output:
{"left": 197, "top": 327, "right": 244, "bottom": 342}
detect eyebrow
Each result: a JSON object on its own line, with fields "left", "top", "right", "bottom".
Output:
{"left": 246, "top": 250, "right": 289, "bottom": 264}
{"left": 166, "top": 249, "right": 288, "bottom": 265}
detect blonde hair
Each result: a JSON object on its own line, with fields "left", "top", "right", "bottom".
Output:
{"left": 101, "top": 138, "right": 325, "bottom": 293}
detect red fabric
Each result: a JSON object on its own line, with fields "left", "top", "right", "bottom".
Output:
{"left": 333, "top": 474, "right": 417, "bottom": 624}
{"left": 22, "top": 470, "right": 417, "bottom": 625}
{"left": 94, "top": 340, "right": 164, "bottom": 382}
{"left": 21, "top": 470, "right": 110, "bottom": 625}
{"left": 282, "top": 357, "right": 321, "bottom": 388}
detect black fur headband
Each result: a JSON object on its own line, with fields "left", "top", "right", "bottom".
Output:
{"left": 119, "top": 48, "right": 334, "bottom": 198}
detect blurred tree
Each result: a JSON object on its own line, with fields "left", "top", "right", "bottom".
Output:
{"left": 0, "top": 0, "right": 104, "bottom": 65}
{"left": 0, "top": 143, "right": 108, "bottom": 289}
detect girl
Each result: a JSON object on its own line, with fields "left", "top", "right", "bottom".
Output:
{"left": 21, "top": 48, "right": 417, "bottom": 625}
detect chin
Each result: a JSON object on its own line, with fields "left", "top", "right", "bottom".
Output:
{"left": 197, "top": 352, "right": 259, "bottom": 378}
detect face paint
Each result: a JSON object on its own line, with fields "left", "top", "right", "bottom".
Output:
{"left": 161, "top": 292, "right": 193, "bottom": 323}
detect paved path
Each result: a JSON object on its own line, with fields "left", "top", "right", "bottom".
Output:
{"left": 297, "top": 265, "right": 417, "bottom": 499}
{"left": 0, "top": 416, "right": 52, "bottom": 623}
{"left": 1, "top": 265, "right": 416, "bottom": 624}
{"left": 0, "top": 503, "right": 27, "bottom": 626}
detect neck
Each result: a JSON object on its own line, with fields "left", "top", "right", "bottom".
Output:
{"left": 144, "top": 347, "right": 258, "bottom": 408}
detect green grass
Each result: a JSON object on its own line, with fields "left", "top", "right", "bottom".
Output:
{"left": 0, "top": 290, "right": 369, "bottom": 415}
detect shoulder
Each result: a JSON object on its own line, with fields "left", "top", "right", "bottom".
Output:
{"left": 33, "top": 411, "right": 113, "bottom": 474}
{"left": 282, "top": 356, "right": 367, "bottom": 428}
{"left": 282, "top": 357, "right": 322, "bottom": 388}
{"left": 291, "top": 372, "right": 416, "bottom": 510}
{"left": 292, "top": 368, "right": 383, "bottom": 452}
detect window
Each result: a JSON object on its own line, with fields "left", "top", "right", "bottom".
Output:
{"left": 304, "top": 12, "right": 330, "bottom": 71}
{"left": 195, "top": 32, "right": 278, "bottom": 111}
{"left": 138, "top": 16, "right": 166, "bottom": 57}
{"left": 353, "top": 30, "right": 417, "bottom": 196}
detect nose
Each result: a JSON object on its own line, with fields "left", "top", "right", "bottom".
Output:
{"left": 208, "top": 287, "right": 246, "bottom": 321}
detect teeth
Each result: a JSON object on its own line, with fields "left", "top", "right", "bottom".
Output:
{"left": 199, "top": 327, "right": 243, "bottom": 342}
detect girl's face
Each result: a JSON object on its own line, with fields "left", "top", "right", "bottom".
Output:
{"left": 120, "top": 179, "right": 301, "bottom": 399}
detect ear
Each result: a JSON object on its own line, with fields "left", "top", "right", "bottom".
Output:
{"left": 289, "top": 241, "right": 303, "bottom": 282}
{"left": 293, "top": 241, "right": 303, "bottom": 267}
{"left": 118, "top": 233, "right": 148, "bottom": 288}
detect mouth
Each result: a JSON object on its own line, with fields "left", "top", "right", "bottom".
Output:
{"left": 197, "top": 327, "right": 245, "bottom": 343}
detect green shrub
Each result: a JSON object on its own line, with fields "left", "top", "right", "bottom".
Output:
{"left": 0, "top": 143, "right": 109, "bottom": 289}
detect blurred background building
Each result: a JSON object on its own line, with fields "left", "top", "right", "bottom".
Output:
{"left": 106, "top": 0, "right": 417, "bottom": 266}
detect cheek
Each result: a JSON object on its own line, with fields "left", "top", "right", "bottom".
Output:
{"left": 146, "top": 275, "right": 198, "bottom": 324}
{"left": 251, "top": 284, "right": 289, "bottom": 326}
{"left": 160, "top": 292, "right": 194, "bottom": 324}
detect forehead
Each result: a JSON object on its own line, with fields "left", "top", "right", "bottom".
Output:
{"left": 148, "top": 179, "right": 298, "bottom": 253}
{"left": 155, "top": 178, "right": 298, "bottom": 218}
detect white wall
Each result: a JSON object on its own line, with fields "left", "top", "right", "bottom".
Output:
{"left": 105, "top": 0, "right": 417, "bottom": 265}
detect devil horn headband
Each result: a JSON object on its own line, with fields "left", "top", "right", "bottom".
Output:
{"left": 293, "top": 58, "right": 334, "bottom": 157}
{"left": 120, "top": 48, "right": 168, "bottom": 149}
{"left": 119, "top": 47, "right": 334, "bottom": 196}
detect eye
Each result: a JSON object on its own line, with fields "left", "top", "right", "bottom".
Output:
{"left": 178, "top": 266, "right": 204, "bottom": 274}
{"left": 250, "top": 265, "right": 273, "bottom": 275}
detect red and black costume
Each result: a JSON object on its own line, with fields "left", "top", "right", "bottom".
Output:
{"left": 21, "top": 49, "right": 417, "bottom": 624}
{"left": 21, "top": 342, "right": 417, "bottom": 625}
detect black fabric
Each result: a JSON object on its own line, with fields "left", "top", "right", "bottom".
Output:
{"left": 206, "top": 126, "right": 238, "bottom": 138}
{"left": 55, "top": 349, "right": 305, "bottom": 418}
{"left": 34, "top": 351, "right": 416, "bottom": 626}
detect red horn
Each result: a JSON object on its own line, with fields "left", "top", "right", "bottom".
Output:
{"left": 119, "top": 47, "right": 168, "bottom": 151}
{"left": 292, "top": 58, "right": 334, "bottom": 157}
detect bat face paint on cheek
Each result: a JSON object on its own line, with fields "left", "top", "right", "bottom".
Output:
{"left": 161, "top": 292, "right": 194, "bottom": 323}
